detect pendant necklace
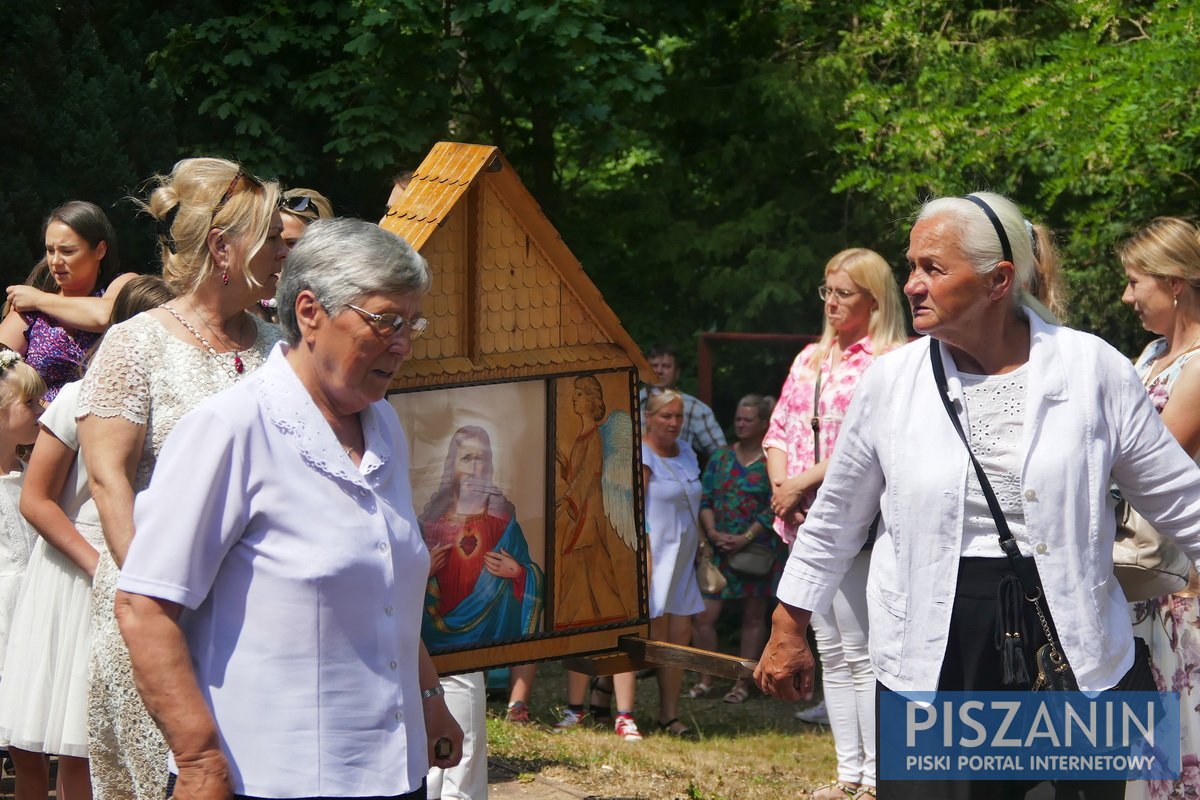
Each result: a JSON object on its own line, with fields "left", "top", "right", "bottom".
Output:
{"left": 163, "top": 304, "right": 245, "bottom": 381}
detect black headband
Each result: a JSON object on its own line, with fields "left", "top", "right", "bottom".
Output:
{"left": 964, "top": 194, "right": 1013, "bottom": 265}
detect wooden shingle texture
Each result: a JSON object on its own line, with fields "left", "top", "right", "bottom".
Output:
{"left": 381, "top": 142, "right": 652, "bottom": 389}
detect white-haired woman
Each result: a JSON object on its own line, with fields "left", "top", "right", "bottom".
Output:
{"left": 763, "top": 248, "right": 906, "bottom": 798}
{"left": 77, "top": 157, "right": 287, "bottom": 800}
{"left": 756, "top": 192, "right": 1200, "bottom": 799}
{"left": 116, "top": 218, "right": 462, "bottom": 800}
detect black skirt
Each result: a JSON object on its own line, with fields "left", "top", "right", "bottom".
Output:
{"left": 874, "top": 557, "right": 1124, "bottom": 800}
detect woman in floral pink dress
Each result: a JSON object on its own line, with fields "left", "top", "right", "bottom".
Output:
{"left": 1118, "top": 217, "right": 1200, "bottom": 800}
{"left": 764, "top": 248, "right": 906, "bottom": 800}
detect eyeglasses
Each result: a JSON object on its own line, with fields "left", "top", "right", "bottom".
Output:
{"left": 345, "top": 304, "right": 428, "bottom": 338}
{"left": 210, "top": 168, "right": 264, "bottom": 226}
{"left": 817, "top": 285, "right": 864, "bottom": 302}
{"left": 282, "top": 195, "right": 318, "bottom": 214}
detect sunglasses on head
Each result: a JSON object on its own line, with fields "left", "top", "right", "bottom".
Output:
{"left": 210, "top": 168, "right": 265, "bottom": 226}
{"left": 283, "top": 195, "right": 318, "bottom": 214}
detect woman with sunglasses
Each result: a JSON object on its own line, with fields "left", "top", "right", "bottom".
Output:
{"left": 279, "top": 188, "right": 333, "bottom": 249}
{"left": 77, "top": 157, "right": 286, "bottom": 800}
{"left": 763, "top": 248, "right": 906, "bottom": 799}
{"left": 116, "top": 218, "right": 461, "bottom": 800}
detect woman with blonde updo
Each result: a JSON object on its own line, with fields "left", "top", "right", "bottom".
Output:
{"left": 1117, "top": 217, "right": 1200, "bottom": 800}
{"left": 77, "top": 157, "right": 287, "bottom": 800}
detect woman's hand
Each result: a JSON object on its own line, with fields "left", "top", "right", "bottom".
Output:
{"left": 6, "top": 285, "right": 49, "bottom": 315}
{"left": 770, "top": 475, "right": 809, "bottom": 519}
{"left": 427, "top": 543, "right": 454, "bottom": 577}
{"left": 423, "top": 694, "right": 464, "bottom": 770}
{"left": 483, "top": 548, "right": 523, "bottom": 580}
{"left": 710, "top": 531, "right": 745, "bottom": 555}
{"left": 170, "top": 748, "right": 233, "bottom": 800}
{"left": 754, "top": 602, "right": 816, "bottom": 702}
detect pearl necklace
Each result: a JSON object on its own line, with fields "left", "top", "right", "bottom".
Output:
{"left": 163, "top": 304, "right": 246, "bottom": 381}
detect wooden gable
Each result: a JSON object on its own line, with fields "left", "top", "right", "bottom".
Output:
{"left": 381, "top": 142, "right": 653, "bottom": 389}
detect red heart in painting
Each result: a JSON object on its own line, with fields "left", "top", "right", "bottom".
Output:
{"left": 459, "top": 533, "right": 478, "bottom": 556}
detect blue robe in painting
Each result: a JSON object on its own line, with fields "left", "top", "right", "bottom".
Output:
{"left": 422, "top": 514, "right": 545, "bottom": 650}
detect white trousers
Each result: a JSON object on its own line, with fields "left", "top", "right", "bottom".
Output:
{"left": 810, "top": 550, "right": 875, "bottom": 787}
{"left": 426, "top": 671, "right": 487, "bottom": 800}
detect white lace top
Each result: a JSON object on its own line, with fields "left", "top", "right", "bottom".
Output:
{"left": 77, "top": 312, "right": 281, "bottom": 490}
{"left": 959, "top": 364, "right": 1031, "bottom": 557}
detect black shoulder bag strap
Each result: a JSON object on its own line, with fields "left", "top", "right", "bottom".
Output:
{"left": 928, "top": 343, "right": 1040, "bottom": 595}
{"left": 929, "top": 343, "right": 1074, "bottom": 688}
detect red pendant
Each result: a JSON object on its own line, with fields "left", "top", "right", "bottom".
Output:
{"left": 234, "top": 355, "right": 244, "bottom": 374}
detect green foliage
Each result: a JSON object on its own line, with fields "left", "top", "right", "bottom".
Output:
{"left": 816, "top": 0, "right": 1200, "bottom": 353}
{"left": 0, "top": 0, "right": 179, "bottom": 281}
{"left": 4, "top": 0, "right": 1199, "bottom": 395}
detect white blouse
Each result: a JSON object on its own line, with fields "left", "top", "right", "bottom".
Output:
{"left": 119, "top": 344, "right": 431, "bottom": 799}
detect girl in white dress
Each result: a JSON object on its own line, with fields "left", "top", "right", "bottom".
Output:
{"left": 0, "top": 277, "right": 176, "bottom": 800}
{"left": 0, "top": 352, "right": 47, "bottom": 675}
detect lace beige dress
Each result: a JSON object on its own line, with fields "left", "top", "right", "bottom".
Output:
{"left": 77, "top": 312, "right": 280, "bottom": 800}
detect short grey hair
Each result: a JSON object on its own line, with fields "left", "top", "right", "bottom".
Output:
{"left": 277, "top": 218, "right": 431, "bottom": 344}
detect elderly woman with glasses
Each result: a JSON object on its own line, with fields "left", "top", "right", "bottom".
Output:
{"left": 757, "top": 192, "right": 1200, "bottom": 799}
{"left": 78, "top": 156, "right": 287, "bottom": 800}
{"left": 115, "top": 218, "right": 461, "bottom": 800}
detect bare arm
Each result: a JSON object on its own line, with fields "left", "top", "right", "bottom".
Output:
{"left": 116, "top": 591, "right": 231, "bottom": 800}
{"left": 6, "top": 273, "right": 136, "bottom": 332}
{"left": 418, "top": 642, "right": 463, "bottom": 769}
{"left": 78, "top": 415, "right": 145, "bottom": 566}
{"left": 0, "top": 309, "right": 29, "bottom": 354}
{"left": 20, "top": 428, "right": 99, "bottom": 576}
{"left": 1160, "top": 358, "right": 1200, "bottom": 458}
{"left": 766, "top": 445, "right": 828, "bottom": 520}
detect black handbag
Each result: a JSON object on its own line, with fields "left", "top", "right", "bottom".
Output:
{"left": 930, "top": 345, "right": 1159, "bottom": 693}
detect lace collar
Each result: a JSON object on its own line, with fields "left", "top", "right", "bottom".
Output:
{"left": 252, "top": 344, "right": 392, "bottom": 488}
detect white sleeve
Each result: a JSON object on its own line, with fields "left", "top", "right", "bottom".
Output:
{"left": 119, "top": 405, "right": 251, "bottom": 609}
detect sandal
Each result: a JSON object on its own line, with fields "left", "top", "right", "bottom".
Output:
{"left": 723, "top": 682, "right": 751, "bottom": 704}
{"left": 852, "top": 788, "right": 876, "bottom": 799}
{"left": 810, "top": 781, "right": 860, "bottom": 800}
{"left": 686, "top": 682, "right": 714, "bottom": 699}
{"left": 657, "top": 717, "right": 698, "bottom": 741}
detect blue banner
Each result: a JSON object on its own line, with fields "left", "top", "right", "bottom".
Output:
{"left": 879, "top": 691, "right": 1181, "bottom": 781}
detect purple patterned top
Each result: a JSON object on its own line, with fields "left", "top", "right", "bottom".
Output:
{"left": 23, "top": 310, "right": 100, "bottom": 402}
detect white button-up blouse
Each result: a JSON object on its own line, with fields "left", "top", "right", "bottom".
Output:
{"left": 776, "top": 313, "right": 1200, "bottom": 693}
{"left": 120, "top": 344, "right": 431, "bottom": 799}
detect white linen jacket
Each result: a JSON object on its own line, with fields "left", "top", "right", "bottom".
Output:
{"left": 776, "top": 313, "right": 1200, "bottom": 693}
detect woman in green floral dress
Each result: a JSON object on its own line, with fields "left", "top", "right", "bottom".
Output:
{"left": 690, "top": 394, "right": 784, "bottom": 703}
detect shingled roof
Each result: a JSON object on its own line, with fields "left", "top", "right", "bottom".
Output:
{"left": 381, "top": 142, "right": 653, "bottom": 389}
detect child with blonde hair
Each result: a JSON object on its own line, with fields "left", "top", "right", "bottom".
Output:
{"left": 0, "top": 351, "right": 46, "bottom": 673}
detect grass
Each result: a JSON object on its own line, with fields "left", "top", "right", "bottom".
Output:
{"left": 485, "top": 659, "right": 836, "bottom": 800}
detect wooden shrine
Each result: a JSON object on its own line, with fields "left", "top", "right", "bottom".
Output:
{"left": 381, "top": 142, "right": 656, "bottom": 675}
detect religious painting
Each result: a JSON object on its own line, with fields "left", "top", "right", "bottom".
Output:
{"left": 390, "top": 382, "right": 547, "bottom": 653}
{"left": 550, "top": 371, "right": 643, "bottom": 630}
